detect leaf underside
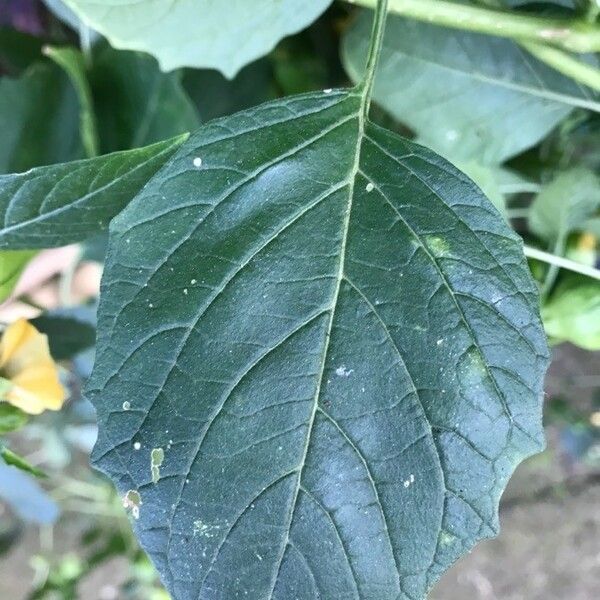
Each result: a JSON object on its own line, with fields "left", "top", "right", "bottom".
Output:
{"left": 89, "top": 90, "right": 548, "bottom": 600}
{"left": 65, "top": 0, "right": 333, "bottom": 77}
{"left": 342, "top": 12, "right": 600, "bottom": 165}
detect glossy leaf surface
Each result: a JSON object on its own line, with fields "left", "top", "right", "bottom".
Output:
{"left": 89, "top": 89, "right": 548, "bottom": 599}
{"left": 0, "top": 136, "right": 186, "bottom": 249}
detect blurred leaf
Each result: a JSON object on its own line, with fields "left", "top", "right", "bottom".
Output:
{"left": 0, "top": 28, "right": 45, "bottom": 75}
{"left": 543, "top": 275, "right": 600, "bottom": 349}
{"left": 529, "top": 168, "right": 600, "bottom": 242}
{"left": 183, "top": 59, "right": 275, "bottom": 122}
{"left": 80, "top": 233, "right": 108, "bottom": 263}
{"left": 0, "top": 62, "right": 82, "bottom": 174}
{"left": 0, "top": 404, "right": 28, "bottom": 434}
{"left": 0, "top": 445, "right": 46, "bottom": 478}
{"left": 0, "top": 135, "right": 187, "bottom": 249}
{"left": 459, "top": 162, "right": 506, "bottom": 214}
{"left": 64, "top": 0, "right": 333, "bottom": 77}
{"left": 44, "top": 45, "right": 99, "bottom": 157}
{"left": 0, "top": 249, "right": 36, "bottom": 301}
{"left": 32, "top": 308, "right": 96, "bottom": 361}
{"left": 91, "top": 44, "right": 199, "bottom": 152}
{"left": 582, "top": 217, "right": 600, "bottom": 237}
{"left": 342, "top": 11, "right": 599, "bottom": 165}
{"left": 42, "top": 0, "right": 98, "bottom": 41}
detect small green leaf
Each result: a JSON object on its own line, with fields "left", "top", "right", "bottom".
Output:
{"left": 90, "top": 43, "right": 199, "bottom": 152}
{"left": 0, "top": 404, "right": 28, "bottom": 434}
{"left": 0, "top": 446, "right": 46, "bottom": 478}
{"left": 529, "top": 168, "right": 600, "bottom": 242}
{"left": 543, "top": 275, "right": 600, "bottom": 350}
{"left": 0, "top": 250, "right": 36, "bottom": 301}
{"left": 31, "top": 309, "right": 96, "bottom": 360}
{"left": 44, "top": 45, "right": 100, "bottom": 158}
{"left": 0, "top": 135, "right": 187, "bottom": 250}
{"left": 89, "top": 89, "right": 548, "bottom": 599}
{"left": 64, "top": 0, "right": 333, "bottom": 77}
{"left": 342, "top": 11, "right": 599, "bottom": 164}
{"left": 0, "top": 63, "right": 82, "bottom": 174}
{"left": 0, "top": 28, "right": 45, "bottom": 75}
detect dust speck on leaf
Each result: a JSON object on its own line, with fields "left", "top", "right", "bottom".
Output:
{"left": 335, "top": 365, "right": 354, "bottom": 377}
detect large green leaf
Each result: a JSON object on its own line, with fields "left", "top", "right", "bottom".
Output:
{"left": 0, "top": 136, "right": 187, "bottom": 250}
{"left": 64, "top": 0, "right": 333, "bottom": 77}
{"left": 90, "top": 44, "right": 199, "bottom": 153}
{"left": 342, "top": 11, "right": 599, "bottom": 164}
{"left": 0, "top": 63, "right": 82, "bottom": 174}
{"left": 88, "top": 87, "right": 548, "bottom": 599}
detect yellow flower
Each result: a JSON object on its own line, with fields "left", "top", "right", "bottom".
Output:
{"left": 0, "top": 319, "right": 66, "bottom": 415}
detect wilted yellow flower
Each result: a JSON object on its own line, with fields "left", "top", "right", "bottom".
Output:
{"left": 0, "top": 319, "right": 66, "bottom": 415}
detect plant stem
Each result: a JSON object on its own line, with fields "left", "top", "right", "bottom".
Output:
{"left": 506, "top": 208, "right": 531, "bottom": 220}
{"left": 524, "top": 245, "right": 600, "bottom": 282}
{"left": 345, "top": 0, "right": 600, "bottom": 53}
{"left": 521, "top": 42, "right": 600, "bottom": 92}
{"left": 360, "top": 0, "right": 389, "bottom": 105}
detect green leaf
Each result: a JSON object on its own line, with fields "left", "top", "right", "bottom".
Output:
{"left": 89, "top": 89, "right": 548, "bottom": 599}
{"left": 342, "top": 11, "right": 599, "bottom": 165}
{"left": 0, "top": 28, "right": 45, "bottom": 75}
{"left": 64, "top": 0, "right": 333, "bottom": 77}
{"left": 542, "top": 275, "right": 600, "bottom": 350}
{"left": 183, "top": 60, "right": 276, "bottom": 123}
{"left": 529, "top": 168, "right": 600, "bottom": 242}
{"left": 0, "top": 446, "right": 46, "bottom": 478}
{"left": 90, "top": 44, "right": 199, "bottom": 152}
{"left": 31, "top": 309, "right": 96, "bottom": 360}
{"left": 0, "top": 404, "right": 28, "bottom": 434}
{"left": 0, "top": 136, "right": 187, "bottom": 250}
{"left": 44, "top": 45, "right": 100, "bottom": 158}
{"left": 0, "top": 250, "right": 36, "bottom": 301}
{"left": 0, "top": 63, "right": 82, "bottom": 174}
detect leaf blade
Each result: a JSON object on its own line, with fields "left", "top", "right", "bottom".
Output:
{"left": 89, "top": 90, "right": 548, "bottom": 599}
{"left": 0, "top": 135, "right": 187, "bottom": 249}
{"left": 342, "top": 12, "right": 600, "bottom": 164}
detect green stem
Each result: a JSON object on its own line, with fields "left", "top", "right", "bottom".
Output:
{"left": 541, "top": 231, "right": 567, "bottom": 298}
{"left": 524, "top": 245, "right": 600, "bottom": 282}
{"left": 345, "top": 0, "right": 600, "bottom": 53}
{"left": 520, "top": 41, "right": 600, "bottom": 92}
{"left": 360, "top": 0, "right": 389, "bottom": 105}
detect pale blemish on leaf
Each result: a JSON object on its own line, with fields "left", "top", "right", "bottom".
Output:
{"left": 424, "top": 235, "right": 450, "bottom": 257}
{"left": 151, "top": 447, "right": 165, "bottom": 483}
{"left": 439, "top": 530, "right": 458, "bottom": 547}
{"left": 123, "top": 490, "right": 142, "bottom": 519}
{"left": 193, "top": 519, "right": 223, "bottom": 538}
